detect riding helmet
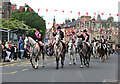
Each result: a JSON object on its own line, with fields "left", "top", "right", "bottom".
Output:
{"left": 83, "top": 29, "right": 87, "bottom": 32}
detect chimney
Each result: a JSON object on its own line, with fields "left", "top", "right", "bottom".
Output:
{"left": 72, "top": 18, "right": 75, "bottom": 22}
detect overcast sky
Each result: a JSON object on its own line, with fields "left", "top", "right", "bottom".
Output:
{"left": 10, "top": 0, "right": 120, "bottom": 28}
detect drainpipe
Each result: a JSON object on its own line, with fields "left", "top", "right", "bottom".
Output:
{"left": 8, "top": 30, "right": 10, "bottom": 42}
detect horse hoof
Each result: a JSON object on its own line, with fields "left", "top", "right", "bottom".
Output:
{"left": 42, "top": 66, "right": 44, "bottom": 67}
{"left": 35, "top": 66, "right": 38, "bottom": 69}
{"left": 73, "top": 62, "right": 76, "bottom": 65}
{"left": 32, "top": 66, "right": 35, "bottom": 68}
{"left": 86, "top": 64, "right": 89, "bottom": 67}
{"left": 80, "top": 65, "right": 83, "bottom": 68}
{"left": 56, "top": 67, "right": 59, "bottom": 69}
{"left": 61, "top": 66, "right": 63, "bottom": 68}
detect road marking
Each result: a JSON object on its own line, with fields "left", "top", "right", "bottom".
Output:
{"left": 10, "top": 71, "right": 18, "bottom": 74}
{"left": 21, "top": 69, "right": 28, "bottom": 71}
{"left": 9, "top": 64, "right": 15, "bottom": 66}
{"left": 4, "top": 65, "right": 9, "bottom": 67}
{"left": 0, "top": 73, "right": 10, "bottom": 74}
{"left": 103, "top": 79, "right": 118, "bottom": 82}
{"left": 0, "top": 66, "right": 2, "bottom": 67}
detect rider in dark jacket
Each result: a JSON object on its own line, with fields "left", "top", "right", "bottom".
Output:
{"left": 57, "top": 26, "right": 65, "bottom": 48}
{"left": 77, "top": 29, "right": 90, "bottom": 42}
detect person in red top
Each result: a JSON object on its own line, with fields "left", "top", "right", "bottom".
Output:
{"left": 35, "top": 28, "right": 43, "bottom": 47}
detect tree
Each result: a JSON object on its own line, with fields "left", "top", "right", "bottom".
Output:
{"left": 2, "top": 18, "right": 30, "bottom": 30}
{"left": 11, "top": 5, "right": 46, "bottom": 41}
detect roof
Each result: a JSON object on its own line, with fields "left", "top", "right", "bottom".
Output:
{"left": 96, "top": 14, "right": 101, "bottom": 22}
{"left": 62, "top": 19, "right": 80, "bottom": 28}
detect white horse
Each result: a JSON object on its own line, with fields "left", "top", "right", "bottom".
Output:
{"left": 68, "top": 42, "right": 77, "bottom": 65}
{"left": 92, "top": 42, "right": 98, "bottom": 59}
{"left": 54, "top": 35, "right": 66, "bottom": 69}
{"left": 24, "top": 36, "right": 45, "bottom": 69}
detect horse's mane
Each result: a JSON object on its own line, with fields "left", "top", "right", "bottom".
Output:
{"left": 28, "top": 37, "right": 36, "bottom": 44}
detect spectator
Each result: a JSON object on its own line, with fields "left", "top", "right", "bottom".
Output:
{"left": 24, "top": 46, "right": 30, "bottom": 59}
{"left": 19, "top": 36, "right": 22, "bottom": 49}
{"left": 10, "top": 43, "right": 15, "bottom": 62}
{"left": 13, "top": 44, "right": 18, "bottom": 60}
{"left": 20, "top": 41, "right": 24, "bottom": 60}
{"left": 5, "top": 42, "right": 11, "bottom": 62}
{"left": 2, "top": 42, "right": 7, "bottom": 62}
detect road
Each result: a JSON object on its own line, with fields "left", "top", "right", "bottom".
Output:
{"left": 1, "top": 53, "right": 118, "bottom": 82}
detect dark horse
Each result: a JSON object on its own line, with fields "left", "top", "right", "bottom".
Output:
{"left": 76, "top": 38, "right": 91, "bottom": 68}
{"left": 54, "top": 35, "right": 66, "bottom": 69}
{"left": 97, "top": 42, "right": 106, "bottom": 62}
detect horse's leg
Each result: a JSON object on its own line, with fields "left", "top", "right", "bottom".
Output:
{"left": 61, "top": 54, "right": 64, "bottom": 68}
{"left": 34, "top": 56, "right": 39, "bottom": 69}
{"left": 41, "top": 50, "right": 45, "bottom": 67}
{"left": 56, "top": 52, "right": 59, "bottom": 69}
{"left": 30, "top": 56, "right": 35, "bottom": 68}
{"left": 79, "top": 52, "right": 83, "bottom": 68}
{"left": 73, "top": 52, "right": 76, "bottom": 65}
{"left": 69, "top": 52, "right": 72, "bottom": 66}
{"left": 86, "top": 53, "right": 89, "bottom": 67}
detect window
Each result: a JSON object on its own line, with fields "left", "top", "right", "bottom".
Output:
{"left": 97, "top": 33, "right": 99, "bottom": 39}
{"left": 109, "top": 35, "right": 111, "bottom": 40}
{"left": 108, "top": 24, "right": 110, "bottom": 30}
{"left": 97, "top": 24, "right": 99, "bottom": 29}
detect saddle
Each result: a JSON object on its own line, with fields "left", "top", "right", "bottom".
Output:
{"left": 83, "top": 42, "right": 89, "bottom": 50}
{"left": 60, "top": 41, "right": 66, "bottom": 49}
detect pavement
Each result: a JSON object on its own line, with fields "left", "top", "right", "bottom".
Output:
{"left": 0, "top": 56, "right": 55, "bottom": 66}
{"left": 1, "top": 53, "right": 119, "bottom": 82}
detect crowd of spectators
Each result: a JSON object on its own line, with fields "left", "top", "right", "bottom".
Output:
{"left": 1, "top": 36, "right": 30, "bottom": 62}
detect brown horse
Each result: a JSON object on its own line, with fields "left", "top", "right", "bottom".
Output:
{"left": 76, "top": 38, "right": 90, "bottom": 68}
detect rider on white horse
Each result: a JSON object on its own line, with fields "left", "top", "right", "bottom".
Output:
{"left": 52, "top": 26, "right": 66, "bottom": 49}
{"left": 71, "top": 31, "right": 76, "bottom": 44}
{"left": 35, "top": 28, "right": 44, "bottom": 47}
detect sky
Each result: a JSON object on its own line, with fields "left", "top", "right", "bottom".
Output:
{"left": 10, "top": 0, "right": 120, "bottom": 29}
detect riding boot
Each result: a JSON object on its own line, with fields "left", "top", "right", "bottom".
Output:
{"left": 61, "top": 41, "right": 66, "bottom": 49}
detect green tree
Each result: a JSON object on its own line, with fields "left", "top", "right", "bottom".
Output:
{"left": 11, "top": 5, "right": 46, "bottom": 41}
{"left": 2, "top": 18, "right": 30, "bottom": 30}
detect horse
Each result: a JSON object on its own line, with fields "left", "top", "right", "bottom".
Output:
{"left": 97, "top": 42, "right": 106, "bottom": 62}
{"left": 24, "top": 36, "right": 45, "bottom": 69}
{"left": 76, "top": 38, "right": 90, "bottom": 68}
{"left": 68, "top": 42, "right": 77, "bottom": 65}
{"left": 92, "top": 42, "right": 99, "bottom": 59}
{"left": 54, "top": 35, "right": 66, "bottom": 69}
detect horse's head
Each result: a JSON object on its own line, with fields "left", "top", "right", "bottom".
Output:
{"left": 55, "top": 35, "right": 60, "bottom": 46}
{"left": 77, "top": 38, "right": 83, "bottom": 49}
{"left": 24, "top": 36, "right": 29, "bottom": 46}
{"left": 68, "top": 43, "right": 73, "bottom": 50}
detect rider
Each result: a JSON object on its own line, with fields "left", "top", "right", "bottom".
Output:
{"left": 57, "top": 26, "right": 66, "bottom": 49}
{"left": 100, "top": 36, "right": 106, "bottom": 45}
{"left": 71, "top": 31, "right": 76, "bottom": 43}
{"left": 77, "top": 29, "right": 90, "bottom": 49}
{"left": 92, "top": 37, "right": 97, "bottom": 43}
{"left": 35, "top": 28, "right": 43, "bottom": 47}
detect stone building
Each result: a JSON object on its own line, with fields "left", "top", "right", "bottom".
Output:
{"left": 2, "top": 0, "right": 12, "bottom": 19}
{"left": 0, "top": 0, "right": 2, "bottom": 19}
{"left": 62, "top": 14, "right": 119, "bottom": 49}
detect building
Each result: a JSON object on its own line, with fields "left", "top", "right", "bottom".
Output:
{"left": 62, "top": 14, "right": 119, "bottom": 49}
{"left": 0, "top": 0, "right": 2, "bottom": 19}
{"left": 2, "top": 0, "right": 12, "bottom": 19}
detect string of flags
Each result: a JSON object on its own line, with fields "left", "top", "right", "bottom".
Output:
{"left": 12, "top": 6, "right": 119, "bottom": 17}
{"left": 46, "top": 27, "right": 119, "bottom": 37}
